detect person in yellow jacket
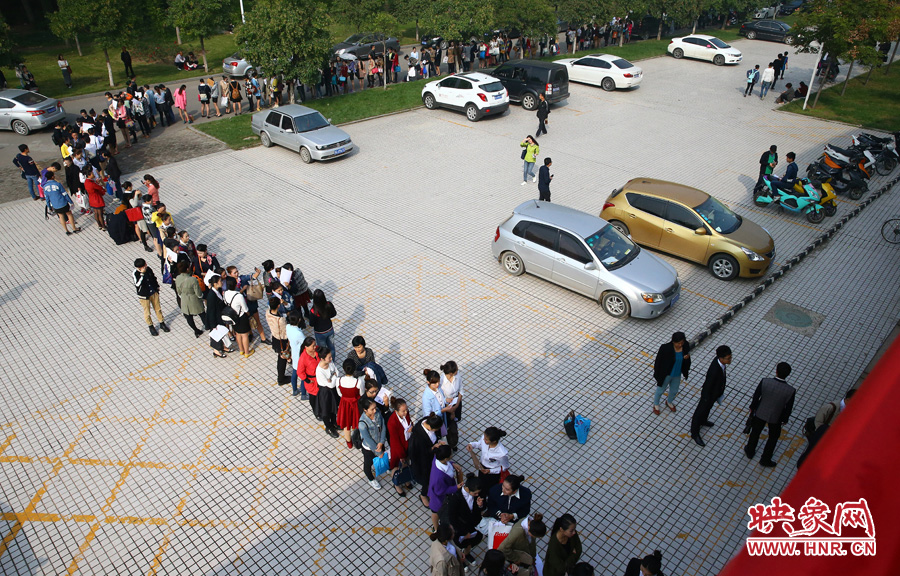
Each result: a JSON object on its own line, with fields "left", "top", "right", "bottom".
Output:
{"left": 520, "top": 135, "right": 540, "bottom": 185}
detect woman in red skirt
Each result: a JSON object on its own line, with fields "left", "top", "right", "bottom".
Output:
{"left": 387, "top": 396, "right": 414, "bottom": 496}
{"left": 83, "top": 167, "right": 107, "bottom": 231}
{"left": 337, "top": 358, "right": 365, "bottom": 449}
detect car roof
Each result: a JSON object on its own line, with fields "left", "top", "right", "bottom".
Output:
{"left": 512, "top": 200, "right": 609, "bottom": 238}
{"left": 622, "top": 178, "right": 709, "bottom": 206}
{"left": 270, "top": 104, "right": 318, "bottom": 116}
{"left": 0, "top": 89, "right": 44, "bottom": 99}
{"left": 687, "top": 34, "right": 718, "bottom": 40}
{"left": 586, "top": 54, "right": 616, "bottom": 61}
{"left": 500, "top": 59, "right": 565, "bottom": 70}
{"left": 456, "top": 72, "right": 498, "bottom": 83}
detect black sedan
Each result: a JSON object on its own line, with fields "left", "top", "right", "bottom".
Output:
{"left": 738, "top": 20, "right": 795, "bottom": 44}
{"left": 333, "top": 33, "right": 401, "bottom": 58}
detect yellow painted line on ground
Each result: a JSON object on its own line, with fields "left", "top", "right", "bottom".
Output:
{"left": 680, "top": 288, "right": 728, "bottom": 307}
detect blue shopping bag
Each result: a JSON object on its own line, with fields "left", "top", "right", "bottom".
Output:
{"left": 574, "top": 415, "right": 591, "bottom": 445}
{"left": 372, "top": 451, "right": 390, "bottom": 477}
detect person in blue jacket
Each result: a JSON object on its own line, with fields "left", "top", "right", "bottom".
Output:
{"left": 42, "top": 170, "right": 80, "bottom": 235}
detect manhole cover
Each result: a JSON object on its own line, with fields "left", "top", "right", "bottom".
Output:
{"left": 763, "top": 299, "right": 825, "bottom": 336}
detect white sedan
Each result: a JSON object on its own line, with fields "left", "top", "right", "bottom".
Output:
{"left": 667, "top": 34, "right": 743, "bottom": 66}
{"left": 556, "top": 54, "right": 643, "bottom": 91}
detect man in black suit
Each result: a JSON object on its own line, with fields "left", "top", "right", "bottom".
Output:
{"left": 745, "top": 362, "right": 796, "bottom": 467}
{"left": 538, "top": 158, "right": 553, "bottom": 202}
{"left": 690, "top": 345, "right": 732, "bottom": 446}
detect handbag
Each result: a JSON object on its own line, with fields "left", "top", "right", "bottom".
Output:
{"left": 521, "top": 148, "right": 527, "bottom": 160}
{"left": 245, "top": 279, "right": 265, "bottom": 301}
{"left": 563, "top": 410, "right": 577, "bottom": 440}
{"left": 125, "top": 206, "right": 143, "bottom": 222}
{"left": 574, "top": 415, "right": 591, "bottom": 444}
{"left": 372, "top": 450, "right": 390, "bottom": 476}
{"left": 350, "top": 428, "right": 363, "bottom": 449}
{"left": 105, "top": 181, "right": 115, "bottom": 196}
{"left": 392, "top": 464, "right": 414, "bottom": 486}
{"left": 339, "top": 76, "right": 346, "bottom": 82}
{"left": 487, "top": 520, "right": 512, "bottom": 549}
{"left": 125, "top": 119, "right": 135, "bottom": 129}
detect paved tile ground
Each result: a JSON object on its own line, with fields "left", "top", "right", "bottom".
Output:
{"left": 2, "top": 38, "right": 899, "bottom": 575}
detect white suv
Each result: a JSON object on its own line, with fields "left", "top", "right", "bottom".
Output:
{"left": 422, "top": 72, "right": 509, "bottom": 122}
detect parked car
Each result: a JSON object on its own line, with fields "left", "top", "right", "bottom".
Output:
{"left": 420, "top": 34, "right": 449, "bottom": 50}
{"left": 753, "top": 5, "right": 778, "bottom": 19}
{"left": 223, "top": 53, "right": 259, "bottom": 78}
{"left": 556, "top": 54, "right": 643, "bottom": 91}
{"left": 738, "top": 20, "right": 795, "bottom": 44}
{"left": 600, "top": 178, "right": 775, "bottom": 281}
{"left": 778, "top": 0, "right": 803, "bottom": 15}
{"left": 0, "top": 89, "right": 66, "bottom": 135}
{"left": 251, "top": 104, "right": 353, "bottom": 163}
{"left": 333, "top": 33, "right": 401, "bottom": 59}
{"left": 667, "top": 34, "right": 743, "bottom": 65}
{"left": 422, "top": 72, "right": 509, "bottom": 121}
{"left": 483, "top": 60, "right": 569, "bottom": 110}
{"left": 492, "top": 200, "right": 681, "bottom": 319}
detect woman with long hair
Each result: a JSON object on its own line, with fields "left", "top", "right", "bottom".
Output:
{"left": 224, "top": 276, "right": 253, "bottom": 357}
{"left": 544, "top": 514, "right": 582, "bottom": 576}
{"left": 386, "top": 396, "right": 414, "bottom": 496}
{"left": 315, "top": 346, "right": 340, "bottom": 438}
{"left": 408, "top": 414, "right": 444, "bottom": 509}
{"left": 174, "top": 260, "right": 205, "bottom": 338}
{"left": 439, "top": 360, "right": 463, "bottom": 450}
{"left": 337, "top": 358, "right": 365, "bottom": 449}
{"left": 297, "top": 336, "right": 320, "bottom": 418}
{"left": 174, "top": 85, "right": 189, "bottom": 124}
{"left": 305, "top": 289, "right": 337, "bottom": 358}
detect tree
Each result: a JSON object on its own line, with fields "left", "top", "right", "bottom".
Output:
{"left": 49, "top": 0, "right": 92, "bottom": 57}
{"left": 493, "top": 0, "right": 557, "bottom": 44}
{"left": 334, "top": 0, "right": 384, "bottom": 33}
{"left": 0, "top": 12, "right": 16, "bottom": 68}
{"left": 556, "top": 0, "right": 597, "bottom": 53}
{"left": 371, "top": 13, "right": 400, "bottom": 90}
{"left": 419, "top": 0, "right": 494, "bottom": 43}
{"left": 236, "top": 0, "right": 333, "bottom": 102}
{"left": 168, "top": 0, "right": 230, "bottom": 73}
{"left": 390, "top": 0, "right": 422, "bottom": 42}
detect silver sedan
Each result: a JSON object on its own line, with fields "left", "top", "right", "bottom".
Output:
{"left": 491, "top": 200, "right": 681, "bottom": 319}
{"left": 251, "top": 104, "right": 353, "bottom": 163}
{"left": 0, "top": 89, "right": 67, "bottom": 135}
{"left": 222, "top": 53, "right": 258, "bottom": 78}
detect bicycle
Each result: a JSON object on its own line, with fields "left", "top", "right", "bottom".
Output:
{"left": 882, "top": 218, "right": 900, "bottom": 244}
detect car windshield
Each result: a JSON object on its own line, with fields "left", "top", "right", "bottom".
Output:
{"left": 610, "top": 58, "right": 633, "bottom": 69}
{"left": 345, "top": 34, "right": 365, "bottom": 44}
{"left": 479, "top": 81, "right": 505, "bottom": 92}
{"left": 584, "top": 225, "right": 640, "bottom": 271}
{"left": 13, "top": 92, "right": 48, "bottom": 106}
{"left": 708, "top": 38, "right": 730, "bottom": 49}
{"left": 294, "top": 112, "right": 331, "bottom": 133}
{"left": 694, "top": 196, "right": 742, "bottom": 234}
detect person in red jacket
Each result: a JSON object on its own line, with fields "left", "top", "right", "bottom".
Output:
{"left": 387, "top": 396, "right": 415, "bottom": 496}
{"left": 297, "top": 336, "right": 320, "bottom": 419}
{"left": 83, "top": 167, "right": 107, "bottom": 231}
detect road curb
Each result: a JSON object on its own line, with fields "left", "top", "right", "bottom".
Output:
{"left": 691, "top": 173, "right": 900, "bottom": 349}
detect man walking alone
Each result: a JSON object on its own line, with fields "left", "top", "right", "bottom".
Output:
{"left": 744, "top": 362, "right": 796, "bottom": 467}
{"left": 536, "top": 93, "right": 549, "bottom": 136}
{"left": 652, "top": 332, "right": 691, "bottom": 415}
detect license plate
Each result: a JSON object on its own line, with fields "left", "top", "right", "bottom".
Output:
{"left": 493, "top": 94, "right": 502, "bottom": 100}
{"left": 333, "top": 147, "right": 345, "bottom": 155}
{"left": 671, "top": 293, "right": 680, "bottom": 305}
{"left": 47, "top": 107, "right": 56, "bottom": 114}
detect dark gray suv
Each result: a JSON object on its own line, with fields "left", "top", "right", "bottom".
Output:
{"left": 485, "top": 60, "right": 569, "bottom": 110}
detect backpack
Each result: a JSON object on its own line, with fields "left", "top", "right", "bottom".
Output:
{"left": 350, "top": 428, "right": 363, "bottom": 450}
{"left": 221, "top": 294, "right": 239, "bottom": 325}
{"left": 747, "top": 69, "right": 756, "bottom": 81}
{"left": 230, "top": 83, "right": 240, "bottom": 99}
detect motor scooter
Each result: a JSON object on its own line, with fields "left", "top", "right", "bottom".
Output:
{"left": 754, "top": 175, "right": 825, "bottom": 223}
{"left": 806, "top": 161, "right": 868, "bottom": 200}
{"left": 823, "top": 144, "right": 877, "bottom": 177}
{"left": 849, "top": 132, "right": 899, "bottom": 175}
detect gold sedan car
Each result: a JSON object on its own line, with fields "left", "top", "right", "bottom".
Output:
{"left": 600, "top": 178, "right": 775, "bottom": 280}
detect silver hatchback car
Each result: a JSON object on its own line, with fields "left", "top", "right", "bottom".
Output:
{"left": 251, "top": 104, "right": 353, "bottom": 163}
{"left": 222, "top": 53, "right": 258, "bottom": 78}
{"left": 0, "top": 89, "right": 66, "bottom": 135}
{"left": 491, "top": 201, "right": 681, "bottom": 319}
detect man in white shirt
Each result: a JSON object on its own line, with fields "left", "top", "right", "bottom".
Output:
{"left": 759, "top": 62, "right": 776, "bottom": 99}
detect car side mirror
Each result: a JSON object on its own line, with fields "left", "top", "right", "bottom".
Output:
{"left": 285, "top": 128, "right": 294, "bottom": 133}
{"left": 327, "top": 118, "right": 332, "bottom": 123}
{"left": 694, "top": 227, "right": 707, "bottom": 235}
{"left": 584, "top": 261, "right": 597, "bottom": 270}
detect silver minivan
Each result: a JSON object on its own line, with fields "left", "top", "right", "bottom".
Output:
{"left": 491, "top": 201, "right": 681, "bottom": 319}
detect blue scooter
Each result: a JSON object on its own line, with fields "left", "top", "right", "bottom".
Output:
{"left": 754, "top": 174, "right": 825, "bottom": 223}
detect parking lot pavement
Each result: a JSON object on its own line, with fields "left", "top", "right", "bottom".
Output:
{"left": 1, "top": 37, "right": 899, "bottom": 575}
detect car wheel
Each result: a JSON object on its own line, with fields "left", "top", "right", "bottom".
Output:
{"left": 610, "top": 220, "right": 630, "bottom": 236}
{"left": 746, "top": 31, "right": 757, "bottom": 40}
{"left": 823, "top": 201, "right": 837, "bottom": 217}
{"left": 260, "top": 131, "right": 272, "bottom": 148}
{"left": 521, "top": 93, "right": 537, "bottom": 110}
{"left": 601, "top": 77, "right": 615, "bottom": 91}
{"left": 245, "top": 67, "right": 255, "bottom": 78}
{"left": 423, "top": 93, "right": 436, "bottom": 109}
{"left": 465, "top": 104, "right": 479, "bottom": 121}
{"left": 299, "top": 146, "right": 312, "bottom": 164}
{"left": 11, "top": 120, "right": 29, "bottom": 136}
{"left": 708, "top": 254, "right": 739, "bottom": 281}
{"left": 500, "top": 251, "right": 525, "bottom": 276}
{"left": 672, "top": 47, "right": 684, "bottom": 59}
{"left": 806, "top": 207, "right": 825, "bottom": 224}
{"left": 440, "top": 40, "right": 449, "bottom": 50}
{"left": 784, "top": 35, "right": 794, "bottom": 45}
{"left": 601, "top": 292, "right": 630, "bottom": 318}
{"left": 713, "top": 54, "right": 725, "bottom": 66}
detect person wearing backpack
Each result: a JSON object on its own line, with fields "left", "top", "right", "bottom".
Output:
{"left": 744, "top": 64, "right": 760, "bottom": 97}
{"left": 198, "top": 78, "right": 212, "bottom": 118}
{"left": 228, "top": 77, "right": 243, "bottom": 115}
{"left": 224, "top": 275, "right": 253, "bottom": 357}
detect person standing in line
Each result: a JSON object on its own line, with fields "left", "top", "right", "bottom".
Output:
{"left": 772, "top": 54, "right": 784, "bottom": 89}
{"left": 538, "top": 158, "right": 553, "bottom": 202}
{"left": 498, "top": 513, "right": 547, "bottom": 576}
{"left": 82, "top": 166, "right": 107, "bottom": 231}
{"left": 690, "top": 345, "right": 732, "bottom": 447}
{"left": 219, "top": 76, "right": 232, "bottom": 114}
{"left": 208, "top": 78, "right": 222, "bottom": 117}
{"left": 337, "top": 359, "right": 365, "bottom": 449}
{"left": 121, "top": 47, "right": 135, "bottom": 78}
{"left": 409, "top": 414, "right": 446, "bottom": 509}
{"left": 58, "top": 54, "right": 72, "bottom": 88}
{"left": 744, "top": 362, "right": 796, "bottom": 467}
{"left": 162, "top": 85, "right": 177, "bottom": 125}
{"left": 759, "top": 62, "right": 776, "bottom": 99}
{"left": 315, "top": 347, "right": 341, "bottom": 438}
{"left": 198, "top": 78, "right": 211, "bottom": 118}
{"left": 536, "top": 92, "right": 550, "bottom": 136}
{"left": 42, "top": 170, "right": 79, "bottom": 235}
{"left": 813, "top": 388, "right": 855, "bottom": 431}
{"left": 206, "top": 274, "right": 233, "bottom": 359}
{"left": 422, "top": 369, "right": 455, "bottom": 428}
{"left": 441, "top": 473, "right": 486, "bottom": 566}
{"left": 466, "top": 427, "right": 510, "bottom": 489}
{"left": 544, "top": 514, "right": 582, "bottom": 576}
{"left": 305, "top": 289, "right": 337, "bottom": 358}
{"left": 286, "top": 311, "right": 308, "bottom": 398}
{"left": 224, "top": 276, "right": 254, "bottom": 357}
{"left": 266, "top": 297, "right": 292, "bottom": 385}
{"left": 439, "top": 361, "right": 463, "bottom": 450}
{"left": 756, "top": 145, "right": 778, "bottom": 191}
{"left": 174, "top": 85, "right": 189, "bottom": 124}
{"left": 298, "top": 336, "right": 321, "bottom": 417}
{"left": 744, "top": 64, "right": 760, "bottom": 97}
{"left": 428, "top": 444, "right": 463, "bottom": 532}
{"left": 623, "top": 550, "right": 664, "bottom": 576}
{"left": 229, "top": 76, "right": 243, "bottom": 115}
{"left": 652, "top": 331, "right": 691, "bottom": 415}
{"left": 225, "top": 265, "right": 268, "bottom": 345}
{"left": 386, "top": 396, "right": 415, "bottom": 495}
{"left": 13, "top": 144, "right": 41, "bottom": 201}
{"left": 346, "top": 335, "right": 375, "bottom": 377}
{"left": 429, "top": 524, "right": 464, "bottom": 576}
{"left": 358, "top": 397, "right": 388, "bottom": 490}
{"left": 520, "top": 136, "right": 539, "bottom": 186}
{"left": 133, "top": 258, "right": 169, "bottom": 336}
{"left": 174, "top": 260, "right": 206, "bottom": 338}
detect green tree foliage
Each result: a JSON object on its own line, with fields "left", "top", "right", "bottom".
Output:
{"left": 492, "top": 0, "right": 557, "bottom": 38}
{"left": 0, "top": 12, "right": 17, "bottom": 67}
{"left": 48, "top": 0, "right": 92, "bottom": 56}
{"left": 168, "top": 0, "right": 230, "bottom": 72}
{"left": 334, "top": 0, "right": 384, "bottom": 33}
{"left": 371, "top": 12, "right": 400, "bottom": 90}
{"left": 236, "top": 0, "right": 333, "bottom": 89}
{"left": 419, "top": 0, "right": 494, "bottom": 42}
